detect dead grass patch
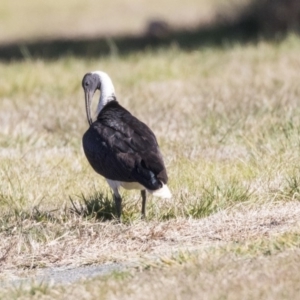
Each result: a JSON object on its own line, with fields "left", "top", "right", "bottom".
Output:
{"left": 1, "top": 201, "right": 300, "bottom": 280}
{"left": 81, "top": 249, "right": 300, "bottom": 300}
{"left": 3, "top": 238, "right": 300, "bottom": 299}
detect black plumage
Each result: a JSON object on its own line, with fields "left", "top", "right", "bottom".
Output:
{"left": 81, "top": 71, "right": 170, "bottom": 219}
{"left": 83, "top": 100, "right": 168, "bottom": 189}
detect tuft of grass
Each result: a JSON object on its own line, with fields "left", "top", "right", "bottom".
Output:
{"left": 70, "top": 192, "right": 117, "bottom": 221}
{"left": 188, "top": 179, "right": 251, "bottom": 218}
{"left": 282, "top": 172, "right": 300, "bottom": 201}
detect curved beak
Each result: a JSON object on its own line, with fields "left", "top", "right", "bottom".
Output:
{"left": 84, "top": 89, "right": 94, "bottom": 126}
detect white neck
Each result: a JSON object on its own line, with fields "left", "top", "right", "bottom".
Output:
{"left": 92, "top": 71, "right": 116, "bottom": 116}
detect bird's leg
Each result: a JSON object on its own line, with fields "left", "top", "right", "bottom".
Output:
{"left": 141, "top": 190, "right": 146, "bottom": 219}
{"left": 113, "top": 191, "right": 122, "bottom": 221}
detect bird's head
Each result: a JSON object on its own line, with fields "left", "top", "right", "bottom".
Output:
{"left": 82, "top": 73, "right": 101, "bottom": 125}
{"left": 82, "top": 71, "right": 115, "bottom": 126}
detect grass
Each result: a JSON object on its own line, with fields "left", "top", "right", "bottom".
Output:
{"left": 2, "top": 232, "right": 300, "bottom": 299}
{"left": 70, "top": 192, "right": 117, "bottom": 221}
{"left": 1, "top": 0, "right": 300, "bottom": 297}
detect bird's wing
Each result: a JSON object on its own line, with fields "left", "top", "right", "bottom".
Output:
{"left": 84, "top": 101, "right": 168, "bottom": 190}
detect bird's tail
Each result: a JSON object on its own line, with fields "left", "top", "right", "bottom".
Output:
{"left": 147, "top": 182, "right": 172, "bottom": 198}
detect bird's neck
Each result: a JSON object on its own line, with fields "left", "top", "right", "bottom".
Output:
{"left": 93, "top": 71, "right": 116, "bottom": 116}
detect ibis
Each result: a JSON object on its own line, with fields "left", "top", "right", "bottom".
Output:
{"left": 81, "top": 71, "right": 171, "bottom": 219}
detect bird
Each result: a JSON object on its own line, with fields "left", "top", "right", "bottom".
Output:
{"left": 81, "top": 71, "right": 171, "bottom": 219}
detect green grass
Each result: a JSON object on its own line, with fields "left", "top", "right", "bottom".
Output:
{"left": 69, "top": 192, "right": 117, "bottom": 221}
{"left": 1, "top": 1, "right": 300, "bottom": 296}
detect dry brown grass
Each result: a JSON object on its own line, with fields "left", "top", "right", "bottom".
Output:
{"left": 2, "top": 221, "right": 300, "bottom": 299}
{"left": 66, "top": 248, "right": 300, "bottom": 300}
{"left": 1, "top": 201, "right": 300, "bottom": 279}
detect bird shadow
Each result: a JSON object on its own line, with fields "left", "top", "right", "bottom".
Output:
{"left": 69, "top": 192, "right": 117, "bottom": 222}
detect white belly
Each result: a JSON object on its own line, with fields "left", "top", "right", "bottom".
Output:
{"left": 106, "top": 179, "right": 171, "bottom": 199}
{"left": 106, "top": 179, "right": 144, "bottom": 191}
{"left": 120, "top": 181, "right": 145, "bottom": 190}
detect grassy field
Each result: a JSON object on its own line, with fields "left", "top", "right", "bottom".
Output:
{"left": 1, "top": 0, "right": 300, "bottom": 299}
